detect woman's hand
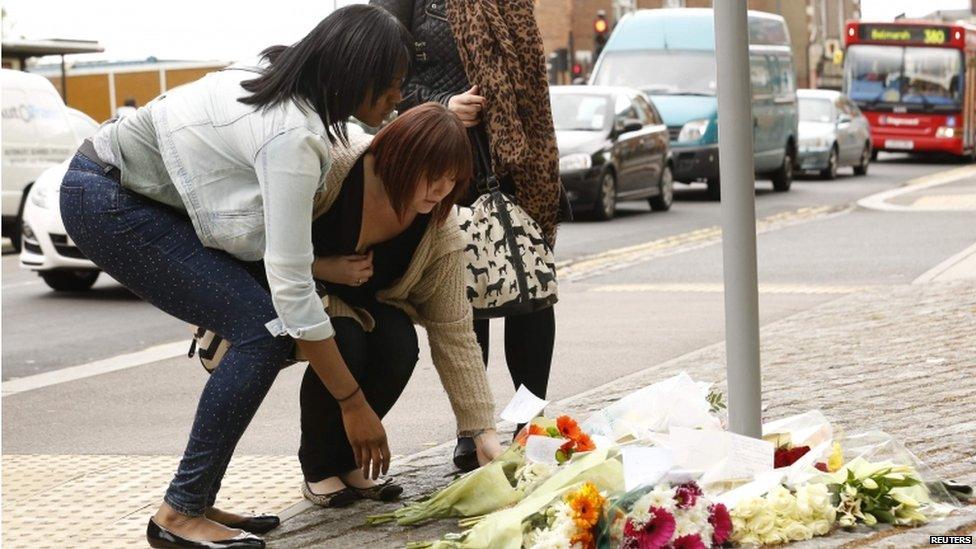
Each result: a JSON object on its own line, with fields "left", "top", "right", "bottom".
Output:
{"left": 313, "top": 251, "right": 373, "bottom": 286}
{"left": 448, "top": 85, "right": 485, "bottom": 128}
{"left": 340, "top": 392, "right": 391, "bottom": 479}
{"left": 473, "top": 429, "right": 503, "bottom": 466}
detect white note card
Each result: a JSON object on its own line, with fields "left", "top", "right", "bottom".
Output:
{"left": 500, "top": 385, "right": 550, "bottom": 423}
{"left": 525, "top": 435, "right": 567, "bottom": 465}
{"left": 622, "top": 446, "right": 674, "bottom": 491}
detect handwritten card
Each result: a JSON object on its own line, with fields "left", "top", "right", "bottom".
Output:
{"left": 670, "top": 426, "right": 774, "bottom": 486}
{"left": 500, "top": 385, "right": 549, "bottom": 423}
{"left": 525, "top": 435, "right": 567, "bottom": 465}
{"left": 622, "top": 446, "right": 674, "bottom": 491}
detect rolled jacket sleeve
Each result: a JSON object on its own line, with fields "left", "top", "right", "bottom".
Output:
{"left": 255, "top": 128, "right": 334, "bottom": 341}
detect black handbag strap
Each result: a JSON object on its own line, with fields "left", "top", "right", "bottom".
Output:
{"left": 471, "top": 127, "right": 500, "bottom": 194}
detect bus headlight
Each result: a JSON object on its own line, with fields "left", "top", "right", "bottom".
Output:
{"left": 936, "top": 127, "right": 957, "bottom": 138}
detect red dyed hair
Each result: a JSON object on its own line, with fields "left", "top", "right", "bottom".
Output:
{"left": 368, "top": 102, "right": 473, "bottom": 224}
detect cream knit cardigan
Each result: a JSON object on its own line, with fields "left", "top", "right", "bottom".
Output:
{"left": 308, "top": 132, "right": 495, "bottom": 434}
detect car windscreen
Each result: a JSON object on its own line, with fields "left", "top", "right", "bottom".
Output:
{"left": 549, "top": 93, "right": 610, "bottom": 131}
{"left": 799, "top": 98, "right": 834, "bottom": 122}
{"left": 592, "top": 50, "right": 717, "bottom": 96}
{"left": 846, "top": 44, "right": 963, "bottom": 109}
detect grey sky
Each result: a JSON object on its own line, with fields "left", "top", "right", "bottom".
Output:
{"left": 1, "top": 0, "right": 971, "bottom": 66}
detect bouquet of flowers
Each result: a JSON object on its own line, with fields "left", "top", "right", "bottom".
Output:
{"left": 600, "top": 480, "right": 732, "bottom": 549}
{"left": 516, "top": 415, "right": 597, "bottom": 464}
{"left": 826, "top": 457, "right": 927, "bottom": 527}
{"left": 522, "top": 482, "right": 607, "bottom": 549}
{"left": 729, "top": 483, "right": 835, "bottom": 546}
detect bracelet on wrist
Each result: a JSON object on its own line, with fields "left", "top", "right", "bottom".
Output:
{"left": 336, "top": 385, "right": 362, "bottom": 403}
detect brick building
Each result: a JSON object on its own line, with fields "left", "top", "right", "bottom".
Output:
{"left": 535, "top": 0, "right": 860, "bottom": 89}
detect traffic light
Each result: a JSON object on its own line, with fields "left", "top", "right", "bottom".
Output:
{"left": 594, "top": 10, "right": 609, "bottom": 58}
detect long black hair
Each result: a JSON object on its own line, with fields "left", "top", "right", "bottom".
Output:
{"left": 239, "top": 4, "right": 412, "bottom": 144}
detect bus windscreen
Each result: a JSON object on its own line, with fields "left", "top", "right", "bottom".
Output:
{"left": 846, "top": 45, "right": 963, "bottom": 109}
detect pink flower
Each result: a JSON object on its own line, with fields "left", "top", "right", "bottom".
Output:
{"left": 672, "top": 533, "right": 707, "bottom": 549}
{"left": 709, "top": 503, "right": 732, "bottom": 546}
{"left": 622, "top": 507, "right": 676, "bottom": 549}
{"left": 673, "top": 482, "right": 703, "bottom": 509}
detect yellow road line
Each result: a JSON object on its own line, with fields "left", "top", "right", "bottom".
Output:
{"left": 557, "top": 204, "right": 848, "bottom": 282}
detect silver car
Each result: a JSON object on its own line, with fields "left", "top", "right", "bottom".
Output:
{"left": 797, "top": 89, "right": 872, "bottom": 179}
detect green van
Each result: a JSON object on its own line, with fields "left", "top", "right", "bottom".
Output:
{"left": 590, "top": 8, "right": 798, "bottom": 199}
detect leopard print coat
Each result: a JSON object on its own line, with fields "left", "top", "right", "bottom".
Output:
{"left": 446, "top": 0, "right": 562, "bottom": 245}
{"left": 371, "top": 0, "right": 564, "bottom": 246}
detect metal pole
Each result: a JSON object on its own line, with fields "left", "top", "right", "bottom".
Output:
{"left": 714, "top": 0, "right": 762, "bottom": 438}
{"left": 60, "top": 55, "right": 67, "bottom": 103}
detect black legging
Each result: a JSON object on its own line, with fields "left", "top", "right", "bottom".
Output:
{"left": 299, "top": 302, "right": 419, "bottom": 482}
{"left": 473, "top": 306, "right": 555, "bottom": 399}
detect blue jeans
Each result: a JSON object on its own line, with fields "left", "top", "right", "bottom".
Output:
{"left": 60, "top": 153, "right": 294, "bottom": 516}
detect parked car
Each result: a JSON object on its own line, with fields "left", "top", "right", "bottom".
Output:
{"left": 589, "top": 8, "right": 799, "bottom": 200}
{"left": 797, "top": 89, "right": 872, "bottom": 179}
{"left": 551, "top": 85, "right": 672, "bottom": 220}
{"left": 2, "top": 69, "right": 82, "bottom": 250}
{"left": 19, "top": 108, "right": 101, "bottom": 291}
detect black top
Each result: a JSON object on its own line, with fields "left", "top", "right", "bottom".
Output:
{"left": 311, "top": 154, "right": 430, "bottom": 307}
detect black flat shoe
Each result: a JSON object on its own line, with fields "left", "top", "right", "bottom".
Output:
{"left": 219, "top": 515, "right": 280, "bottom": 535}
{"left": 147, "top": 518, "right": 265, "bottom": 548}
{"left": 348, "top": 478, "right": 403, "bottom": 502}
{"left": 302, "top": 481, "right": 361, "bottom": 508}
{"left": 453, "top": 437, "right": 479, "bottom": 472}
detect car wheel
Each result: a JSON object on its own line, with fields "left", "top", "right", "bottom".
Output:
{"left": 40, "top": 270, "right": 100, "bottom": 292}
{"left": 649, "top": 164, "right": 674, "bottom": 212}
{"left": 771, "top": 147, "right": 794, "bottom": 192}
{"left": 706, "top": 178, "right": 721, "bottom": 201}
{"left": 853, "top": 143, "right": 870, "bottom": 175}
{"left": 593, "top": 170, "right": 617, "bottom": 221}
{"left": 820, "top": 147, "right": 838, "bottom": 180}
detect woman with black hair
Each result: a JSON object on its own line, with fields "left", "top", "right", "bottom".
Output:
{"left": 60, "top": 6, "right": 424, "bottom": 548}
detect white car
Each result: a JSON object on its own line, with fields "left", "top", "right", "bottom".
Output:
{"left": 19, "top": 109, "right": 102, "bottom": 291}
{"left": 2, "top": 69, "right": 82, "bottom": 250}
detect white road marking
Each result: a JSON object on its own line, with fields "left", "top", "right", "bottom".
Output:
{"left": 589, "top": 283, "right": 883, "bottom": 295}
{"left": 857, "top": 165, "right": 976, "bottom": 212}
{"left": 2, "top": 280, "right": 43, "bottom": 290}
{"left": 2, "top": 340, "right": 189, "bottom": 396}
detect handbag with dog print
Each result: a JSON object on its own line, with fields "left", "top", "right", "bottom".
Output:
{"left": 457, "top": 131, "right": 558, "bottom": 319}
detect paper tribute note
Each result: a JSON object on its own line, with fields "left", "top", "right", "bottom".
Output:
{"left": 622, "top": 446, "right": 674, "bottom": 491}
{"left": 525, "top": 435, "right": 567, "bottom": 465}
{"left": 500, "top": 385, "right": 549, "bottom": 423}
{"left": 669, "top": 426, "right": 774, "bottom": 486}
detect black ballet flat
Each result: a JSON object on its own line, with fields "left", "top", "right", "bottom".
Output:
{"left": 219, "top": 515, "right": 280, "bottom": 535}
{"left": 453, "top": 437, "right": 479, "bottom": 473}
{"left": 348, "top": 478, "right": 404, "bottom": 502}
{"left": 302, "top": 481, "right": 361, "bottom": 508}
{"left": 147, "top": 518, "right": 265, "bottom": 548}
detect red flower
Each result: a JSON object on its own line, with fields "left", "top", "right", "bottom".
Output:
{"left": 622, "top": 506, "right": 675, "bottom": 549}
{"left": 557, "top": 415, "right": 583, "bottom": 439}
{"left": 774, "top": 445, "right": 810, "bottom": 468}
{"left": 672, "top": 534, "right": 706, "bottom": 549}
{"left": 560, "top": 439, "right": 576, "bottom": 454}
{"left": 814, "top": 462, "right": 829, "bottom": 472}
{"left": 673, "top": 482, "right": 703, "bottom": 509}
{"left": 709, "top": 503, "right": 732, "bottom": 546}
{"left": 516, "top": 423, "right": 548, "bottom": 447}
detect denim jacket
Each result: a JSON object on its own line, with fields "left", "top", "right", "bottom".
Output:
{"left": 131, "top": 63, "right": 335, "bottom": 341}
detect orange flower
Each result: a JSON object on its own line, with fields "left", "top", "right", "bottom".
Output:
{"left": 570, "top": 529, "right": 595, "bottom": 549}
{"left": 516, "top": 423, "right": 548, "bottom": 446}
{"left": 566, "top": 482, "right": 605, "bottom": 529}
{"left": 557, "top": 415, "right": 583, "bottom": 439}
{"left": 574, "top": 432, "right": 596, "bottom": 452}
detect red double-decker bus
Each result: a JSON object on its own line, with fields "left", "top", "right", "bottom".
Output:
{"left": 844, "top": 20, "right": 976, "bottom": 158}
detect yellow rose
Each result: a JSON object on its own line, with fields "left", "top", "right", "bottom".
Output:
{"left": 784, "top": 522, "right": 813, "bottom": 541}
{"left": 811, "top": 519, "right": 832, "bottom": 536}
{"left": 751, "top": 509, "right": 777, "bottom": 536}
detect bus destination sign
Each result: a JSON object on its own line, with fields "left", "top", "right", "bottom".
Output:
{"left": 859, "top": 24, "right": 950, "bottom": 45}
